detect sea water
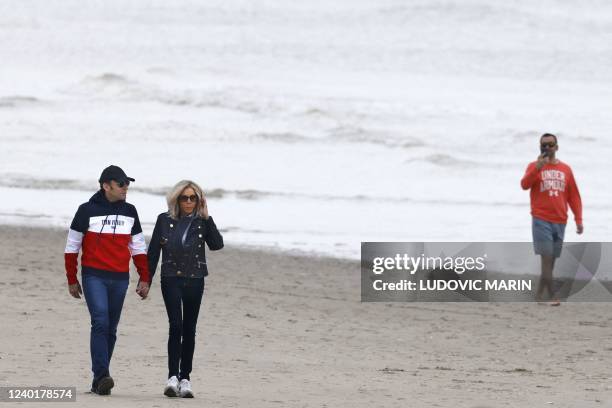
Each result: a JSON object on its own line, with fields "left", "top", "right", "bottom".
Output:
{"left": 1, "top": 0, "right": 611, "bottom": 259}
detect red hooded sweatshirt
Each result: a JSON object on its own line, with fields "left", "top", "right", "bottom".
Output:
{"left": 521, "top": 160, "right": 582, "bottom": 225}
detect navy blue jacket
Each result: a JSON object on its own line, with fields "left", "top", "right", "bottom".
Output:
{"left": 147, "top": 212, "right": 223, "bottom": 282}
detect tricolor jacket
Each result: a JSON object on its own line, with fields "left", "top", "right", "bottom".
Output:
{"left": 64, "top": 190, "right": 150, "bottom": 284}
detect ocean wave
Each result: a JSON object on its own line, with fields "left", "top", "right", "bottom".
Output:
{"left": 573, "top": 134, "right": 597, "bottom": 142}
{"left": 90, "top": 73, "right": 130, "bottom": 83}
{"left": 300, "top": 107, "right": 335, "bottom": 118}
{"left": 378, "top": 2, "right": 536, "bottom": 27}
{"left": 510, "top": 130, "right": 543, "bottom": 141}
{"left": 252, "top": 132, "right": 313, "bottom": 143}
{"left": 511, "top": 130, "right": 597, "bottom": 143}
{"left": 78, "top": 73, "right": 135, "bottom": 90}
{"left": 0, "top": 176, "right": 89, "bottom": 191}
{"left": 0, "top": 175, "right": 269, "bottom": 200}
{"left": 145, "top": 67, "right": 176, "bottom": 75}
{"left": 66, "top": 73, "right": 268, "bottom": 114}
{"left": 404, "top": 153, "right": 483, "bottom": 168}
{"left": 0, "top": 175, "right": 164, "bottom": 195}
{"left": 7, "top": 174, "right": 609, "bottom": 211}
{"left": 0, "top": 95, "right": 42, "bottom": 108}
{"left": 421, "top": 153, "right": 481, "bottom": 168}
{"left": 0, "top": 211, "right": 53, "bottom": 219}
{"left": 252, "top": 127, "right": 425, "bottom": 148}
{"left": 61, "top": 73, "right": 142, "bottom": 100}
{"left": 0, "top": 174, "right": 532, "bottom": 209}
{"left": 330, "top": 126, "right": 425, "bottom": 148}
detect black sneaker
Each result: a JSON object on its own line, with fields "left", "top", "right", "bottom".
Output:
{"left": 91, "top": 376, "right": 114, "bottom": 395}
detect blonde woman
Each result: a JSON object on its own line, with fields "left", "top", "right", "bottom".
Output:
{"left": 147, "top": 180, "right": 224, "bottom": 398}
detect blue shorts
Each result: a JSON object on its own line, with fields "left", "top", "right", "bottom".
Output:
{"left": 532, "top": 217, "right": 566, "bottom": 258}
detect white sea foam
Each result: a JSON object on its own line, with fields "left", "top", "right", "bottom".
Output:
{"left": 1, "top": 1, "right": 611, "bottom": 259}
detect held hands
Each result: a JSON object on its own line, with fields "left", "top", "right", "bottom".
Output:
{"left": 68, "top": 282, "right": 82, "bottom": 299}
{"left": 136, "top": 280, "right": 150, "bottom": 299}
{"left": 69, "top": 280, "right": 150, "bottom": 299}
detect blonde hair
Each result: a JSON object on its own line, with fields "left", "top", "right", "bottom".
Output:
{"left": 166, "top": 180, "right": 206, "bottom": 220}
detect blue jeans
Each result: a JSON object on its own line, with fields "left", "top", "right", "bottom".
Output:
{"left": 82, "top": 273, "right": 129, "bottom": 382}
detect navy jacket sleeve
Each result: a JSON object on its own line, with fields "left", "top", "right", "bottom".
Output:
{"left": 147, "top": 214, "right": 163, "bottom": 284}
{"left": 70, "top": 204, "right": 89, "bottom": 233}
{"left": 204, "top": 216, "right": 224, "bottom": 251}
{"left": 131, "top": 206, "right": 143, "bottom": 235}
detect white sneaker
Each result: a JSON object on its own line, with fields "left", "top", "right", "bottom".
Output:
{"left": 179, "top": 379, "right": 194, "bottom": 398}
{"left": 164, "top": 376, "right": 179, "bottom": 397}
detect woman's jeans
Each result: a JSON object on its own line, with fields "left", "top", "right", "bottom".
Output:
{"left": 82, "top": 273, "right": 129, "bottom": 383}
{"left": 161, "top": 277, "right": 205, "bottom": 380}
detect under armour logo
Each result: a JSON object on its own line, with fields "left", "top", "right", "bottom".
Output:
{"left": 549, "top": 190, "right": 559, "bottom": 197}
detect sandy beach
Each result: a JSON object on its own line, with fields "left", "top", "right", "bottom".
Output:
{"left": 0, "top": 225, "right": 611, "bottom": 407}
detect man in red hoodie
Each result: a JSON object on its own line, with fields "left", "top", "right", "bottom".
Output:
{"left": 521, "top": 134, "right": 583, "bottom": 305}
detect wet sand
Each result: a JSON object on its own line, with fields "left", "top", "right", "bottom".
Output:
{"left": 0, "top": 225, "right": 610, "bottom": 407}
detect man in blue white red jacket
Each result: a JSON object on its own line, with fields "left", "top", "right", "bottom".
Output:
{"left": 64, "top": 165, "right": 150, "bottom": 395}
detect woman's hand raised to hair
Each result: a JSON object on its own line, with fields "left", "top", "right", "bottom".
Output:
{"left": 202, "top": 194, "right": 209, "bottom": 220}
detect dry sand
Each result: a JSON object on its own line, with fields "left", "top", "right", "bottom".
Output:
{"left": 0, "top": 225, "right": 611, "bottom": 407}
